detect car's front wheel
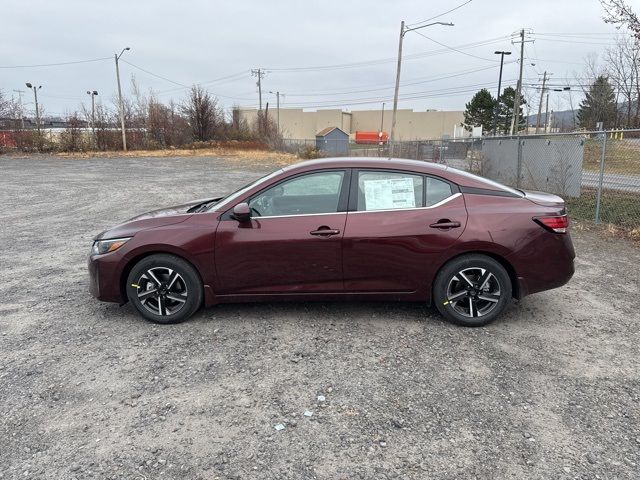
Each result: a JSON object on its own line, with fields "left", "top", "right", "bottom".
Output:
{"left": 433, "top": 254, "right": 512, "bottom": 327}
{"left": 126, "top": 254, "right": 203, "bottom": 324}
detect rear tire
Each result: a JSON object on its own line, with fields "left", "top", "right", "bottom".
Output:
{"left": 433, "top": 254, "right": 512, "bottom": 327}
{"left": 126, "top": 254, "right": 203, "bottom": 324}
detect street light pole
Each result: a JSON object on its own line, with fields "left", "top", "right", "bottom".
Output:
{"left": 115, "top": 47, "right": 130, "bottom": 151}
{"left": 25, "top": 82, "right": 42, "bottom": 135}
{"left": 86, "top": 90, "right": 98, "bottom": 146}
{"left": 390, "top": 20, "right": 454, "bottom": 152}
{"left": 492, "top": 51, "right": 511, "bottom": 135}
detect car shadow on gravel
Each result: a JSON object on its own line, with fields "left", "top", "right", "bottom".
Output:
{"left": 98, "top": 298, "right": 523, "bottom": 329}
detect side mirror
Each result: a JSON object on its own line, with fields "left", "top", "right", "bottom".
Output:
{"left": 232, "top": 202, "right": 251, "bottom": 222}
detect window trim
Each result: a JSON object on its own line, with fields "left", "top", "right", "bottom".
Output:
{"left": 349, "top": 168, "right": 459, "bottom": 213}
{"left": 220, "top": 168, "right": 351, "bottom": 220}
{"left": 347, "top": 193, "right": 462, "bottom": 214}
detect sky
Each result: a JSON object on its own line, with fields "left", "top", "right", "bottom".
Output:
{"left": 0, "top": 0, "right": 632, "bottom": 119}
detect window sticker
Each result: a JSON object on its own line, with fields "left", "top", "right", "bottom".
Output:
{"left": 363, "top": 177, "right": 416, "bottom": 210}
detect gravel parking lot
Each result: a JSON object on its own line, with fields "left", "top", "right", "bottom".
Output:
{"left": 1, "top": 154, "right": 639, "bottom": 480}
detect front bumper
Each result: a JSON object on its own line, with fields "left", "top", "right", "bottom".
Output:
{"left": 88, "top": 254, "right": 126, "bottom": 304}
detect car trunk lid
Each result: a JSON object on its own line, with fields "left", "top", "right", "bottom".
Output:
{"left": 522, "top": 190, "right": 565, "bottom": 208}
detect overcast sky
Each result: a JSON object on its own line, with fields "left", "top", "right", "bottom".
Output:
{"left": 0, "top": 0, "right": 630, "bottom": 119}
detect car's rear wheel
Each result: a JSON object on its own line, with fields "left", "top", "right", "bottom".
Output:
{"left": 126, "top": 254, "right": 203, "bottom": 324}
{"left": 433, "top": 254, "right": 512, "bottom": 327}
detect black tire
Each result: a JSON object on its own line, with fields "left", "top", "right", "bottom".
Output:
{"left": 126, "top": 254, "right": 203, "bottom": 324}
{"left": 433, "top": 254, "right": 512, "bottom": 327}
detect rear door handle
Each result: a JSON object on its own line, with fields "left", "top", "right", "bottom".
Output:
{"left": 429, "top": 220, "right": 461, "bottom": 229}
{"left": 310, "top": 227, "right": 341, "bottom": 237}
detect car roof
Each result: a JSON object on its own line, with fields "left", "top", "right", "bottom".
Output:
{"left": 284, "top": 157, "right": 448, "bottom": 174}
{"left": 282, "top": 157, "right": 503, "bottom": 191}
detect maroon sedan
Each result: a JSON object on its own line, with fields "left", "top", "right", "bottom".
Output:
{"left": 89, "top": 158, "right": 574, "bottom": 327}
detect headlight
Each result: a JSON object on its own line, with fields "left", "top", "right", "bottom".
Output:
{"left": 91, "top": 237, "right": 131, "bottom": 255}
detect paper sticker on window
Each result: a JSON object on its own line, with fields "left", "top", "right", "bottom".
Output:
{"left": 363, "top": 177, "right": 416, "bottom": 210}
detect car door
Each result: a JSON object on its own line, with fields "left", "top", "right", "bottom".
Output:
{"left": 342, "top": 169, "right": 468, "bottom": 293}
{"left": 214, "top": 170, "right": 349, "bottom": 294}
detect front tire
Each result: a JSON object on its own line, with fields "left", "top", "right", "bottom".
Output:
{"left": 126, "top": 254, "right": 203, "bottom": 324}
{"left": 433, "top": 254, "right": 512, "bottom": 327}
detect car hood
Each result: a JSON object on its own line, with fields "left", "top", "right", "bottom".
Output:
{"left": 94, "top": 197, "right": 218, "bottom": 240}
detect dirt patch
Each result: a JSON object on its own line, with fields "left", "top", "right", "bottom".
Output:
{"left": 0, "top": 155, "right": 638, "bottom": 479}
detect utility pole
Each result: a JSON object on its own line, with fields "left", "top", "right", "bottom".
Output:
{"left": 380, "top": 102, "right": 385, "bottom": 134}
{"left": 25, "top": 83, "right": 41, "bottom": 135}
{"left": 13, "top": 89, "right": 25, "bottom": 129}
{"left": 268, "top": 90, "right": 281, "bottom": 134}
{"left": 86, "top": 90, "right": 98, "bottom": 145}
{"left": 251, "top": 69, "right": 265, "bottom": 110}
{"left": 535, "top": 71, "right": 550, "bottom": 134}
{"left": 115, "top": 47, "right": 130, "bottom": 151}
{"left": 390, "top": 20, "right": 405, "bottom": 150}
{"left": 510, "top": 29, "right": 532, "bottom": 135}
{"left": 544, "top": 93, "right": 550, "bottom": 133}
{"left": 492, "top": 51, "right": 511, "bottom": 135}
{"left": 390, "top": 20, "right": 454, "bottom": 151}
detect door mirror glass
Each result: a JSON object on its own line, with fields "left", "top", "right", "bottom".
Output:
{"left": 232, "top": 202, "right": 251, "bottom": 222}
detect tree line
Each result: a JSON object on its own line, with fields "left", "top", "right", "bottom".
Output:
{"left": 0, "top": 79, "right": 278, "bottom": 152}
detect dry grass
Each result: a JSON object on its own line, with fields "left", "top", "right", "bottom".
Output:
{"left": 55, "top": 147, "right": 299, "bottom": 166}
{"left": 571, "top": 219, "right": 640, "bottom": 245}
{"left": 583, "top": 138, "right": 640, "bottom": 174}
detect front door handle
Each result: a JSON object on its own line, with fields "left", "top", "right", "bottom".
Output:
{"left": 310, "top": 226, "right": 341, "bottom": 237}
{"left": 429, "top": 220, "right": 461, "bottom": 229}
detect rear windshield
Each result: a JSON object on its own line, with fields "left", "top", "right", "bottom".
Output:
{"left": 447, "top": 167, "right": 524, "bottom": 197}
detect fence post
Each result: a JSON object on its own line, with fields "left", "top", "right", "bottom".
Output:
{"left": 516, "top": 136, "right": 522, "bottom": 189}
{"left": 594, "top": 132, "right": 607, "bottom": 224}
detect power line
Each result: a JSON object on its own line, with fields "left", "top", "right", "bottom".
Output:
{"left": 265, "top": 36, "right": 510, "bottom": 72}
{"left": 120, "top": 59, "right": 189, "bottom": 87}
{"left": 413, "top": 31, "right": 499, "bottom": 62}
{"left": 406, "top": 0, "right": 473, "bottom": 27}
{"left": 284, "top": 63, "right": 517, "bottom": 97}
{"left": 0, "top": 57, "right": 111, "bottom": 69}
{"left": 277, "top": 79, "right": 520, "bottom": 109}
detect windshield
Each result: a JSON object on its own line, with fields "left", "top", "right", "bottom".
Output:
{"left": 447, "top": 167, "right": 524, "bottom": 197}
{"left": 207, "top": 169, "right": 284, "bottom": 211}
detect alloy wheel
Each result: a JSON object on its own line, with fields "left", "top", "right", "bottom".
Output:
{"left": 446, "top": 267, "right": 501, "bottom": 318}
{"left": 134, "top": 267, "right": 188, "bottom": 316}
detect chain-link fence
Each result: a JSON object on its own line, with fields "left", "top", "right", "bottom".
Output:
{"left": 280, "top": 130, "right": 640, "bottom": 230}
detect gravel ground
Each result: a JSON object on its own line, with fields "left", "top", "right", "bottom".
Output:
{"left": 1, "top": 155, "right": 639, "bottom": 480}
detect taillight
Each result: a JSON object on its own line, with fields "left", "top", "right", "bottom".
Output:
{"left": 534, "top": 215, "right": 569, "bottom": 234}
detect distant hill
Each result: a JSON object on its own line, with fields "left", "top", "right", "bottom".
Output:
{"left": 528, "top": 109, "right": 576, "bottom": 129}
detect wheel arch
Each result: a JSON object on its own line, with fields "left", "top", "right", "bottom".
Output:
{"left": 119, "top": 249, "right": 205, "bottom": 304}
{"left": 432, "top": 250, "right": 520, "bottom": 301}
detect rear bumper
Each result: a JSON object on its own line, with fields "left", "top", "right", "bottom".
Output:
{"left": 510, "top": 232, "right": 575, "bottom": 298}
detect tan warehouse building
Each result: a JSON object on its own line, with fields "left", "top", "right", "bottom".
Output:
{"left": 234, "top": 107, "right": 466, "bottom": 140}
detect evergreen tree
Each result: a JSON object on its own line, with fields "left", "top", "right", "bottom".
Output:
{"left": 577, "top": 76, "right": 617, "bottom": 130}
{"left": 463, "top": 89, "right": 497, "bottom": 134}
{"left": 496, "top": 87, "right": 526, "bottom": 134}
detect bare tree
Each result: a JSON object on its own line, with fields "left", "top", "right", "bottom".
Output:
{"left": 601, "top": 0, "right": 640, "bottom": 40}
{"left": 605, "top": 36, "right": 639, "bottom": 127}
{"left": 0, "top": 89, "right": 21, "bottom": 129}
{"left": 182, "top": 85, "right": 221, "bottom": 141}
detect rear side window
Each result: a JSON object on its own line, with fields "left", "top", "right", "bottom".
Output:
{"left": 426, "top": 177, "right": 453, "bottom": 206}
{"left": 357, "top": 171, "right": 424, "bottom": 211}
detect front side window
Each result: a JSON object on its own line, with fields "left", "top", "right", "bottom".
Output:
{"left": 249, "top": 171, "right": 344, "bottom": 217}
{"left": 357, "top": 171, "right": 424, "bottom": 211}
